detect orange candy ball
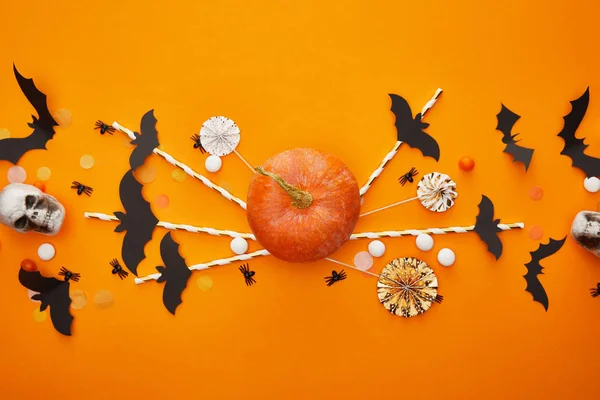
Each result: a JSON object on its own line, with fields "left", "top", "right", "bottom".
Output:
{"left": 21, "top": 259, "right": 37, "bottom": 272}
{"left": 459, "top": 157, "right": 475, "bottom": 171}
{"left": 33, "top": 181, "right": 46, "bottom": 192}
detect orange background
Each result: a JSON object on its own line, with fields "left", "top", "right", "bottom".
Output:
{"left": 1, "top": 0, "right": 599, "bottom": 398}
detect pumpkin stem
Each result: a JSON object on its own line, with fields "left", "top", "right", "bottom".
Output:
{"left": 255, "top": 166, "right": 313, "bottom": 209}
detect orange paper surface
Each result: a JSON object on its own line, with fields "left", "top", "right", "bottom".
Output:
{"left": 1, "top": 0, "right": 599, "bottom": 398}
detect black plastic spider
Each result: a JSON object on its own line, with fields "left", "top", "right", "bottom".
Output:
{"left": 190, "top": 134, "right": 206, "bottom": 154}
{"left": 434, "top": 294, "right": 444, "bottom": 304}
{"left": 94, "top": 120, "right": 115, "bottom": 135}
{"left": 590, "top": 283, "right": 600, "bottom": 298}
{"left": 109, "top": 259, "right": 129, "bottom": 280}
{"left": 324, "top": 270, "right": 347, "bottom": 286}
{"left": 71, "top": 181, "right": 93, "bottom": 196}
{"left": 58, "top": 267, "right": 80, "bottom": 282}
{"left": 239, "top": 263, "right": 256, "bottom": 286}
{"left": 398, "top": 167, "right": 419, "bottom": 186}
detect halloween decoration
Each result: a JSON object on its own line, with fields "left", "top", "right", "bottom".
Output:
{"left": 129, "top": 110, "right": 160, "bottom": 171}
{"left": 247, "top": 148, "right": 361, "bottom": 262}
{"left": 590, "top": 283, "right": 600, "bottom": 298}
{"left": 359, "top": 88, "right": 442, "bottom": 196}
{"left": 0, "top": 65, "right": 58, "bottom": 164}
{"left": 458, "top": 157, "right": 475, "bottom": 171}
{"left": 416, "top": 233, "right": 434, "bottom": 251}
{"left": 114, "top": 169, "right": 159, "bottom": 275}
{"left": 368, "top": 240, "right": 386, "bottom": 257}
{"left": 230, "top": 237, "right": 249, "bottom": 254}
{"left": 94, "top": 120, "right": 115, "bottom": 135}
{"left": 200, "top": 116, "right": 254, "bottom": 172}
{"left": 495, "top": 104, "right": 534, "bottom": 170}
{"left": 583, "top": 177, "right": 600, "bottom": 193}
{"left": 437, "top": 248, "right": 455, "bottom": 267}
{"left": 239, "top": 263, "right": 256, "bottom": 286}
{"left": 324, "top": 270, "right": 347, "bottom": 286}
{"left": 19, "top": 268, "right": 73, "bottom": 336}
{"left": 398, "top": 167, "right": 418, "bottom": 186}
{"left": 190, "top": 134, "right": 206, "bottom": 153}
{"left": 21, "top": 259, "right": 37, "bottom": 272}
{"left": 58, "top": 267, "right": 80, "bottom": 282}
{"left": 112, "top": 120, "right": 248, "bottom": 210}
{"left": 557, "top": 87, "right": 600, "bottom": 177}
{"left": 417, "top": 172, "right": 457, "bottom": 212}
{"left": 71, "top": 181, "right": 93, "bottom": 196}
{"left": 524, "top": 237, "right": 566, "bottom": 311}
{"left": 571, "top": 211, "right": 600, "bottom": 257}
{"left": 377, "top": 257, "right": 442, "bottom": 318}
{"left": 205, "top": 155, "right": 222, "bottom": 173}
{"left": 109, "top": 259, "right": 129, "bottom": 279}
{"left": 0, "top": 183, "right": 65, "bottom": 235}
{"left": 37, "top": 243, "right": 56, "bottom": 260}
{"left": 473, "top": 195, "right": 505, "bottom": 260}
{"left": 155, "top": 232, "right": 192, "bottom": 315}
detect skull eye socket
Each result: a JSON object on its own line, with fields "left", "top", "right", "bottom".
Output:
{"left": 14, "top": 216, "right": 28, "bottom": 230}
{"left": 25, "top": 195, "right": 36, "bottom": 209}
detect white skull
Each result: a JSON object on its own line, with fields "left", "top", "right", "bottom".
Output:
{"left": 0, "top": 183, "right": 65, "bottom": 235}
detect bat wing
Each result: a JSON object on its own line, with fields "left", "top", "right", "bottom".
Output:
{"left": 405, "top": 125, "right": 440, "bottom": 160}
{"left": 158, "top": 232, "right": 192, "bottom": 315}
{"left": 523, "top": 237, "right": 566, "bottom": 311}
{"left": 121, "top": 229, "right": 152, "bottom": 276}
{"left": 504, "top": 142, "right": 534, "bottom": 171}
{"left": 496, "top": 104, "right": 520, "bottom": 140}
{"left": 557, "top": 88, "right": 600, "bottom": 177}
{"left": 389, "top": 94, "right": 415, "bottom": 132}
{"left": 129, "top": 110, "right": 159, "bottom": 171}
{"left": 0, "top": 66, "right": 59, "bottom": 164}
{"left": 118, "top": 170, "right": 145, "bottom": 211}
{"left": 18, "top": 268, "right": 61, "bottom": 293}
{"left": 473, "top": 195, "right": 503, "bottom": 260}
{"left": 45, "top": 282, "right": 74, "bottom": 336}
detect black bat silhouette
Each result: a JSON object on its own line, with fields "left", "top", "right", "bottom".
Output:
{"left": 155, "top": 232, "right": 192, "bottom": 315}
{"left": 557, "top": 87, "right": 600, "bottom": 177}
{"left": 389, "top": 94, "right": 440, "bottom": 161}
{"left": 18, "top": 268, "right": 73, "bottom": 336}
{"left": 0, "top": 65, "right": 59, "bottom": 164}
{"left": 114, "top": 169, "right": 158, "bottom": 276}
{"left": 129, "top": 110, "right": 159, "bottom": 171}
{"left": 495, "top": 104, "right": 534, "bottom": 171}
{"left": 473, "top": 195, "right": 504, "bottom": 260}
{"left": 524, "top": 237, "right": 566, "bottom": 311}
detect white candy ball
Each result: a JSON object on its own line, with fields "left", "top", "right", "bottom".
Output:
{"left": 205, "top": 155, "right": 222, "bottom": 173}
{"left": 368, "top": 240, "right": 386, "bottom": 258}
{"left": 230, "top": 237, "right": 248, "bottom": 255}
{"left": 416, "top": 233, "right": 434, "bottom": 252}
{"left": 37, "top": 243, "right": 56, "bottom": 261}
{"left": 584, "top": 177, "right": 600, "bottom": 193}
{"left": 437, "top": 248, "right": 455, "bottom": 267}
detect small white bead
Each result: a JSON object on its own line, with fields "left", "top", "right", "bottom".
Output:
{"left": 584, "top": 177, "right": 600, "bottom": 193}
{"left": 368, "top": 240, "right": 386, "bottom": 257}
{"left": 205, "top": 155, "right": 222, "bottom": 173}
{"left": 230, "top": 237, "right": 248, "bottom": 255}
{"left": 416, "top": 233, "right": 434, "bottom": 251}
{"left": 437, "top": 248, "right": 455, "bottom": 267}
{"left": 37, "top": 243, "right": 56, "bottom": 261}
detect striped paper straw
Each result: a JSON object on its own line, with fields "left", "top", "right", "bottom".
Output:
{"left": 349, "top": 222, "right": 524, "bottom": 240}
{"left": 134, "top": 249, "right": 271, "bottom": 284}
{"left": 85, "top": 212, "right": 256, "bottom": 240}
{"left": 113, "top": 121, "right": 247, "bottom": 211}
{"left": 359, "top": 88, "right": 443, "bottom": 197}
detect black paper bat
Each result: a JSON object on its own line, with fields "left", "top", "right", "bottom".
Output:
{"left": 155, "top": 232, "right": 192, "bottom": 315}
{"left": 495, "top": 104, "right": 534, "bottom": 171}
{"left": 18, "top": 268, "right": 73, "bottom": 336}
{"left": 129, "top": 110, "right": 159, "bottom": 171}
{"left": 389, "top": 94, "right": 440, "bottom": 161}
{"left": 557, "top": 87, "right": 600, "bottom": 177}
{"left": 0, "top": 65, "right": 58, "bottom": 164}
{"left": 473, "top": 195, "right": 504, "bottom": 260}
{"left": 524, "top": 237, "right": 566, "bottom": 311}
{"left": 114, "top": 169, "right": 159, "bottom": 276}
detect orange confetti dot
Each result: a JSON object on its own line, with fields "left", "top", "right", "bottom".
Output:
{"left": 94, "top": 290, "right": 114, "bottom": 309}
{"left": 37, "top": 166, "right": 51, "bottom": 181}
{"left": 172, "top": 169, "right": 186, "bottom": 182}
{"left": 20, "top": 259, "right": 37, "bottom": 272}
{"left": 155, "top": 194, "right": 170, "bottom": 208}
{"left": 0, "top": 128, "right": 10, "bottom": 139}
{"left": 80, "top": 154, "right": 95, "bottom": 169}
{"left": 458, "top": 157, "right": 475, "bottom": 171}
{"left": 54, "top": 109, "right": 72, "bottom": 127}
{"left": 529, "top": 186, "right": 544, "bottom": 201}
{"left": 33, "top": 181, "right": 46, "bottom": 192}
{"left": 529, "top": 226, "right": 543, "bottom": 240}
{"left": 135, "top": 164, "right": 156, "bottom": 184}
{"left": 33, "top": 308, "right": 47, "bottom": 323}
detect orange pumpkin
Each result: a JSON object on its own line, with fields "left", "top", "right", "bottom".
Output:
{"left": 247, "top": 148, "right": 361, "bottom": 262}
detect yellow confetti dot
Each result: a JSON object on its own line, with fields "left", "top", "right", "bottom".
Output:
{"left": 80, "top": 154, "right": 95, "bottom": 169}
{"left": 94, "top": 290, "right": 114, "bottom": 309}
{"left": 134, "top": 164, "right": 156, "bottom": 184}
{"left": 197, "top": 276, "right": 213, "bottom": 291}
{"left": 172, "top": 169, "right": 186, "bottom": 182}
{"left": 33, "top": 308, "right": 47, "bottom": 323}
{"left": 37, "top": 166, "right": 52, "bottom": 181}
{"left": 54, "top": 109, "right": 72, "bottom": 127}
{"left": 70, "top": 290, "right": 87, "bottom": 310}
{"left": 0, "top": 128, "right": 10, "bottom": 139}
